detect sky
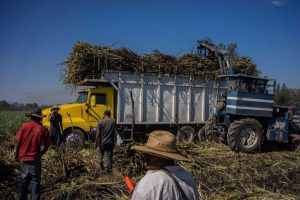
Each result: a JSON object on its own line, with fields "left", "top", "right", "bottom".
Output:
{"left": 0, "top": 0, "right": 299, "bottom": 105}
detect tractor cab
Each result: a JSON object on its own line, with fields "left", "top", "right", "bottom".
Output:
{"left": 219, "top": 74, "right": 276, "bottom": 118}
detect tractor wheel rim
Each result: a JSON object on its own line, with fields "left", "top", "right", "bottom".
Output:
{"left": 240, "top": 126, "right": 257, "bottom": 147}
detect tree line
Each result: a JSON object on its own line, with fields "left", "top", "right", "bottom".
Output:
{"left": 275, "top": 84, "right": 300, "bottom": 107}
{"left": 0, "top": 101, "right": 51, "bottom": 111}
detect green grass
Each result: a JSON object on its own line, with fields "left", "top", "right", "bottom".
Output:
{"left": 0, "top": 111, "right": 29, "bottom": 136}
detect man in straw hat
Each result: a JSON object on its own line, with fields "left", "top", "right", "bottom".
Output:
{"left": 48, "top": 105, "right": 63, "bottom": 146}
{"left": 131, "top": 130, "right": 200, "bottom": 200}
{"left": 15, "top": 108, "right": 51, "bottom": 200}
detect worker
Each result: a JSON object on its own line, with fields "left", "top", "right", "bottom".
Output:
{"left": 15, "top": 108, "right": 51, "bottom": 200}
{"left": 287, "top": 106, "right": 294, "bottom": 120}
{"left": 131, "top": 130, "right": 200, "bottom": 200}
{"left": 48, "top": 105, "right": 63, "bottom": 146}
{"left": 95, "top": 110, "right": 116, "bottom": 173}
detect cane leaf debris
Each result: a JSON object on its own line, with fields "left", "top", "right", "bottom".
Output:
{"left": 1, "top": 137, "right": 299, "bottom": 199}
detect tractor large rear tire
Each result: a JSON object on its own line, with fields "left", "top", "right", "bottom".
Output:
{"left": 177, "top": 126, "right": 195, "bottom": 143}
{"left": 205, "top": 116, "right": 219, "bottom": 142}
{"left": 227, "top": 118, "right": 262, "bottom": 152}
{"left": 289, "top": 135, "right": 300, "bottom": 151}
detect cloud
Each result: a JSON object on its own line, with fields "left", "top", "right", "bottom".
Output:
{"left": 271, "top": 0, "right": 288, "bottom": 7}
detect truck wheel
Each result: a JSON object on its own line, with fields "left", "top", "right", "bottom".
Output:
{"left": 197, "top": 127, "right": 206, "bottom": 141}
{"left": 205, "top": 116, "right": 219, "bottom": 142}
{"left": 289, "top": 135, "right": 300, "bottom": 151}
{"left": 177, "top": 126, "right": 195, "bottom": 143}
{"left": 64, "top": 129, "right": 85, "bottom": 147}
{"left": 227, "top": 118, "right": 262, "bottom": 152}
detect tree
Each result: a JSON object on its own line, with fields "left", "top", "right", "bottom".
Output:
{"left": 275, "top": 83, "right": 288, "bottom": 105}
{"left": 26, "top": 103, "right": 33, "bottom": 109}
{"left": 274, "top": 83, "right": 300, "bottom": 106}
{"left": 0, "top": 100, "right": 10, "bottom": 110}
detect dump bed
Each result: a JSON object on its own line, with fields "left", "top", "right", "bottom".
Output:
{"left": 82, "top": 71, "right": 226, "bottom": 125}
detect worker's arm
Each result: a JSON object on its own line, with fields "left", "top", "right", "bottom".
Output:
{"left": 15, "top": 124, "right": 24, "bottom": 162}
{"left": 95, "top": 131, "right": 99, "bottom": 149}
{"left": 59, "top": 115, "right": 63, "bottom": 134}
{"left": 95, "top": 122, "right": 101, "bottom": 149}
{"left": 41, "top": 129, "right": 51, "bottom": 155}
{"left": 15, "top": 140, "right": 21, "bottom": 162}
{"left": 48, "top": 112, "right": 53, "bottom": 121}
{"left": 41, "top": 145, "right": 48, "bottom": 156}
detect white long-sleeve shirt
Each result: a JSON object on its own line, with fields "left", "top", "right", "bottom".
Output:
{"left": 131, "top": 166, "right": 200, "bottom": 200}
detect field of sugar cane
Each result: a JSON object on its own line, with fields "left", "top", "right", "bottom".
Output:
{"left": 0, "top": 111, "right": 299, "bottom": 200}
{"left": 0, "top": 111, "right": 28, "bottom": 139}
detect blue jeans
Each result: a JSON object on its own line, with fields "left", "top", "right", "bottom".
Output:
{"left": 98, "top": 143, "right": 114, "bottom": 171}
{"left": 19, "top": 160, "right": 41, "bottom": 200}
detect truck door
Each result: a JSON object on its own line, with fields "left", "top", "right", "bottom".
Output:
{"left": 88, "top": 93, "right": 107, "bottom": 128}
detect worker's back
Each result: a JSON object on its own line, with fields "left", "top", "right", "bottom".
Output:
{"left": 132, "top": 165, "right": 199, "bottom": 200}
{"left": 97, "top": 118, "right": 116, "bottom": 144}
{"left": 16, "top": 120, "right": 50, "bottom": 161}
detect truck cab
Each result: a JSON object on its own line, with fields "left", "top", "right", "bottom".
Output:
{"left": 42, "top": 86, "right": 115, "bottom": 146}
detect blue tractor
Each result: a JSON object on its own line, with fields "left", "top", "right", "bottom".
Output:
{"left": 198, "top": 41, "right": 300, "bottom": 152}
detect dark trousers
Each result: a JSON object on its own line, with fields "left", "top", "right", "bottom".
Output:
{"left": 50, "top": 131, "right": 60, "bottom": 146}
{"left": 98, "top": 143, "right": 114, "bottom": 170}
{"left": 19, "top": 160, "right": 41, "bottom": 200}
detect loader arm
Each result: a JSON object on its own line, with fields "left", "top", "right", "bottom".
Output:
{"left": 197, "top": 40, "right": 234, "bottom": 75}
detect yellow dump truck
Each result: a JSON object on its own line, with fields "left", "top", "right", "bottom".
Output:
{"left": 42, "top": 87, "right": 114, "bottom": 146}
{"left": 42, "top": 71, "right": 225, "bottom": 146}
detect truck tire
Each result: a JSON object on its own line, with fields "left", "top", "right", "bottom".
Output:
{"left": 227, "top": 118, "right": 262, "bottom": 152}
{"left": 197, "top": 127, "right": 206, "bottom": 141}
{"left": 289, "top": 135, "right": 300, "bottom": 151}
{"left": 205, "top": 116, "right": 219, "bottom": 142}
{"left": 177, "top": 126, "right": 195, "bottom": 143}
{"left": 64, "top": 128, "right": 85, "bottom": 147}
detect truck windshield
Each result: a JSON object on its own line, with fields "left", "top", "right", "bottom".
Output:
{"left": 76, "top": 92, "right": 88, "bottom": 103}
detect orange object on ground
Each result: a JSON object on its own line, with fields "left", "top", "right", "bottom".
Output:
{"left": 124, "top": 176, "right": 134, "bottom": 193}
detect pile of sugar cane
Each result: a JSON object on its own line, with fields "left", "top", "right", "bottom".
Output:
{"left": 62, "top": 41, "right": 258, "bottom": 87}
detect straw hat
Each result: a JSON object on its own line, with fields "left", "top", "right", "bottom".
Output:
{"left": 25, "top": 108, "right": 43, "bottom": 119}
{"left": 131, "top": 130, "right": 190, "bottom": 161}
{"left": 51, "top": 105, "right": 60, "bottom": 111}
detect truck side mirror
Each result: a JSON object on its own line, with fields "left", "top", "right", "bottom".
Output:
{"left": 91, "top": 96, "right": 96, "bottom": 107}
